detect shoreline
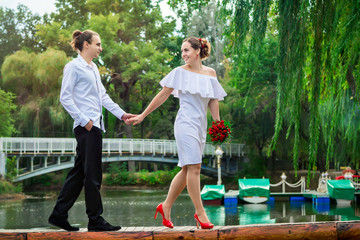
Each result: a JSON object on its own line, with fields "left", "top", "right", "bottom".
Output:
{"left": 0, "top": 193, "right": 26, "bottom": 200}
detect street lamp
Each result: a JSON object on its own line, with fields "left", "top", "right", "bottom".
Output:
{"left": 215, "top": 145, "right": 224, "bottom": 185}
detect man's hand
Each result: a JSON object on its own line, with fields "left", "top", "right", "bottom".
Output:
{"left": 122, "top": 113, "right": 138, "bottom": 125}
{"left": 126, "top": 114, "right": 145, "bottom": 126}
{"left": 85, "top": 120, "right": 93, "bottom": 131}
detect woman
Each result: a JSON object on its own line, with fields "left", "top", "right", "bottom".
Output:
{"left": 128, "top": 37, "right": 226, "bottom": 229}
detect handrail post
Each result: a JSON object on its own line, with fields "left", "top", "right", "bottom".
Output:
{"left": 108, "top": 139, "right": 110, "bottom": 155}
{"left": 119, "top": 140, "right": 122, "bottom": 156}
{"left": 30, "top": 156, "right": 34, "bottom": 172}
{"left": 282, "top": 180, "right": 285, "bottom": 193}
{"left": 16, "top": 157, "right": 19, "bottom": 176}
{"left": 130, "top": 139, "right": 133, "bottom": 156}
{"left": 142, "top": 139, "right": 144, "bottom": 156}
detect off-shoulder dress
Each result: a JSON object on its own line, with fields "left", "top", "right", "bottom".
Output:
{"left": 160, "top": 67, "right": 227, "bottom": 167}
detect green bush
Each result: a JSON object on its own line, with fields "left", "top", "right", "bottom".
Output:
{"left": 5, "top": 157, "right": 18, "bottom": 180}
{"left": 105, "top": 163, "right": 181, "bottom": 186}
{"left": 27, "top": 172, "right": 59, "bottom": 186}
{"left": 105, "top": 162, "right": 137, "bottom": 185}
{"left": 0, "top": 180, "right": 22, "bottom": 194}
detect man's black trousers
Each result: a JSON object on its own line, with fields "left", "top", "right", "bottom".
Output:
{"left": 50, "top": 125, "right": 103, "bottom": 222}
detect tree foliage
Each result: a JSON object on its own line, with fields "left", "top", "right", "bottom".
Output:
{"left": 1, "top": 0, "right": 359, "bottom": 176}
{"left": 0, "top": 90, "right": 17, "bottom": 137}
{"left": 16, "top": 0, "right": 179, "bottom": 138}
{"left": 1, "top": 49, "right": 71, "bottom": 137}
{"left": 219, "top": 0, "right": 360, "bottom": 175}
{"left": 0, "top": 5, "right": 41, "bottom": 67}
{"left": 174, "top": 0, "right": 360, "bottom": 175}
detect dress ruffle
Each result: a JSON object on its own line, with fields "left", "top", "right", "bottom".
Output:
{"left": 159, "top": 67, "right": 227, "bottom": 100}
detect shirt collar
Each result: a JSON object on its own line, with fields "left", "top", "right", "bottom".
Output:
{"left": 77, "top": 54, "right": 94, "bottom": 68}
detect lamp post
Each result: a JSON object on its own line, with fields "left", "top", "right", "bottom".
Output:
{"left": 215, "top": 145, "right": 224, "bottom": 186}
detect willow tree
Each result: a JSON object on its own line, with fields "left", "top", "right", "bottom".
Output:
{"left": 1, "top": 49, "right": 71, "bottom": 137}
{"left": 0, "top": 90, "right": 16, "bottom": 137}
{"left": 176, "top": 0, "right": 360, "bottom": 176}
{"left": 0, "top": 5, "right": 41, "bottom": 67}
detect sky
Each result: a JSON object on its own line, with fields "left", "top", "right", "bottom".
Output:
{"left": 0, "top": 0, "right": 177, "bottom": 18}
{"left": 0, "top": 0, "right": 57, "bottom": 15}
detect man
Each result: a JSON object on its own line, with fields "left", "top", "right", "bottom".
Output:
{"left": 48, "top": 30, "right": 135, "bottom": 232}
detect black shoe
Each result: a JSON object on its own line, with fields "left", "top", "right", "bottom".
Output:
{"left": 88, "top": 217, "right": 121, "bottom": 232}
{"left": 48, "top": 215, "right": 79, "bottom": 231}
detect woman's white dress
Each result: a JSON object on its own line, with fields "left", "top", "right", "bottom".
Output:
{"left": 160, "top": 67, "right": 227, "bottom": 167}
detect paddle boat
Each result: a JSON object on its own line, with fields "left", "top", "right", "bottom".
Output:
{"left": 327, "top": 179, "right": 355, "bottom": 205}
{"left": 201, "top": 185, "right": 225, "bottom": 205}
{"left": 238, "top": 179, "right": 270, "bottom": 204}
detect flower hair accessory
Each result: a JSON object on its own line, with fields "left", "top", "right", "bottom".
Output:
{"left": 199, "top": 38, "right": 205, "bottom": 48}
{"left": 208, "top": 120, "right": 232, "bottom": 145}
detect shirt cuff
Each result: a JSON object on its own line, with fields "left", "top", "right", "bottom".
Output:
{"left": 119, "top": 112, "right": 126, "bottom": 121}
{"left": 80, "top": 115, "right": 90, "bottom": 127}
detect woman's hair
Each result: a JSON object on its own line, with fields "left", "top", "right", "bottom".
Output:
{"left": 183, "top": 37, "right": 211, "bottom": 60}
{"left": 70, "top": 30, "right": 99, "bottom": 52}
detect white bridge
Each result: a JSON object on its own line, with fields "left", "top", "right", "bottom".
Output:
{"left": 0, "top": 137, "right": 245, "bottom": 182}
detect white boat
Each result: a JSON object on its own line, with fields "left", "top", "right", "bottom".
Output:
{"left": 336, "top": 199, "right": 352, "bottom": 205}
{"left": 239, "top": 179, "right": 270, "bottom": 204}
{"left": 242, "top": 196, "right": 268, "bottom": 204}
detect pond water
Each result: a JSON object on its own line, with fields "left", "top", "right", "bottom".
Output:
{"left": 0, "top": 189, "right": 359, "bottom": 229}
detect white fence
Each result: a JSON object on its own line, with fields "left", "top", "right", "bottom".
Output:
{"left": 0, "top": 137, "right": 245, "bottom": 157}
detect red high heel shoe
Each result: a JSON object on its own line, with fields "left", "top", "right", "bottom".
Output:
{"left": 194, "top": 213, "right": 214, "bottom": 229}
{"left": 154, "top": 203, "right": 174, "bottom": 228}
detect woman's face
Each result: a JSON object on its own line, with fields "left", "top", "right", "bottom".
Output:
{"left": 181, "top": 41, "right": 200, "bottom": 64}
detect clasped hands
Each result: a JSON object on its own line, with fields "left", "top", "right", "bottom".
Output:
{"left": 84, "top": 113, "right": 142, "bottom": 131}
{"left": 124, "top": 114, "right": 144, "bottom": 126}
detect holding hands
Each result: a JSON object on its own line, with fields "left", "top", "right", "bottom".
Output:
{"left": 126, "top": 114, "right": 145, "bottom": 125}
{"left": 122, "top": 113, "right": 138, "bottom": 125}
{"left": 126, "top": 87, "right": 173, "bottom": 126}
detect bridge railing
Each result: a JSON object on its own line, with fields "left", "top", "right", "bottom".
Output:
{"left": 1, "top": 137, "right": 245, "bottom": 157}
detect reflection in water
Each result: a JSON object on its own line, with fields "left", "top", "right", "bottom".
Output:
{"left": 330, "top": 205, "right": 360, "bottom": 221}
{"left": 239, "top": 204, "right": 275, "bottom": 225}
{"left": 1, "top": 190, "right": 360, "bottom": 229}
{"left": 204, "top": 205, "right": 225, "bottom": 226}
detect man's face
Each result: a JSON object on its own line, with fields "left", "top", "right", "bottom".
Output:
{"left": 87, "top": 35, "right": 102, "bottom": 58}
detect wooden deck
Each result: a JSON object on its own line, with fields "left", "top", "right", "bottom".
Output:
{"left": 1, "top": 221, "right": 360, "bottom": 240}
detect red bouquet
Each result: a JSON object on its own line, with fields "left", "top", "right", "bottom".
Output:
{"left": 208, "top": 120, "right": 232, "bottom": 145}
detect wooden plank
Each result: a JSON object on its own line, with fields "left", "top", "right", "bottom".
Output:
{"left": 0, "top": 233, "right": 27, "bottom": 240}
{"left": 27, "top": 231, "right": 152, "bottom": 240}
{"left": 6, "top": 221, "right": 360, "bottom": 240}
{"left": 123, "top": 226, "right": 136, "bottom": 232}
{"left": 194, "top": 229, "right": 218, "bottom": 239}
{"left": 142, "top": 227, "right": 155, "bottom": 231}
{"left": 176, "top": 226, "right": 194, "bottom": 231}
{"left": 337, "top": 221, "right": 360, "bottom": 240}
{"left": 153, "top": 229, "right": 195, "bottom": 240}
{"left": 218, "top": 222, "right": 337, "bottom": 240}
{"left": 151, "top": 226, "right": 167, "bottom": 231}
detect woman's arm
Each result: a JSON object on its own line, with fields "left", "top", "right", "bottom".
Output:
{"left": 129, "top": 86, "right": 174, "bottom": 125}
{"left": 208, "top": 99, "right": 220, "bottom": 121}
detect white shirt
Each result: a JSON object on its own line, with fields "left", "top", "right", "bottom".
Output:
{"left": 60, "top": 54, "right": 125, "bottom": 132}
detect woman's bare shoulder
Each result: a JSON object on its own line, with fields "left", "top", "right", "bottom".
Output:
{"left": 203, "top": 66, "right": 217, "bottom": 77}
